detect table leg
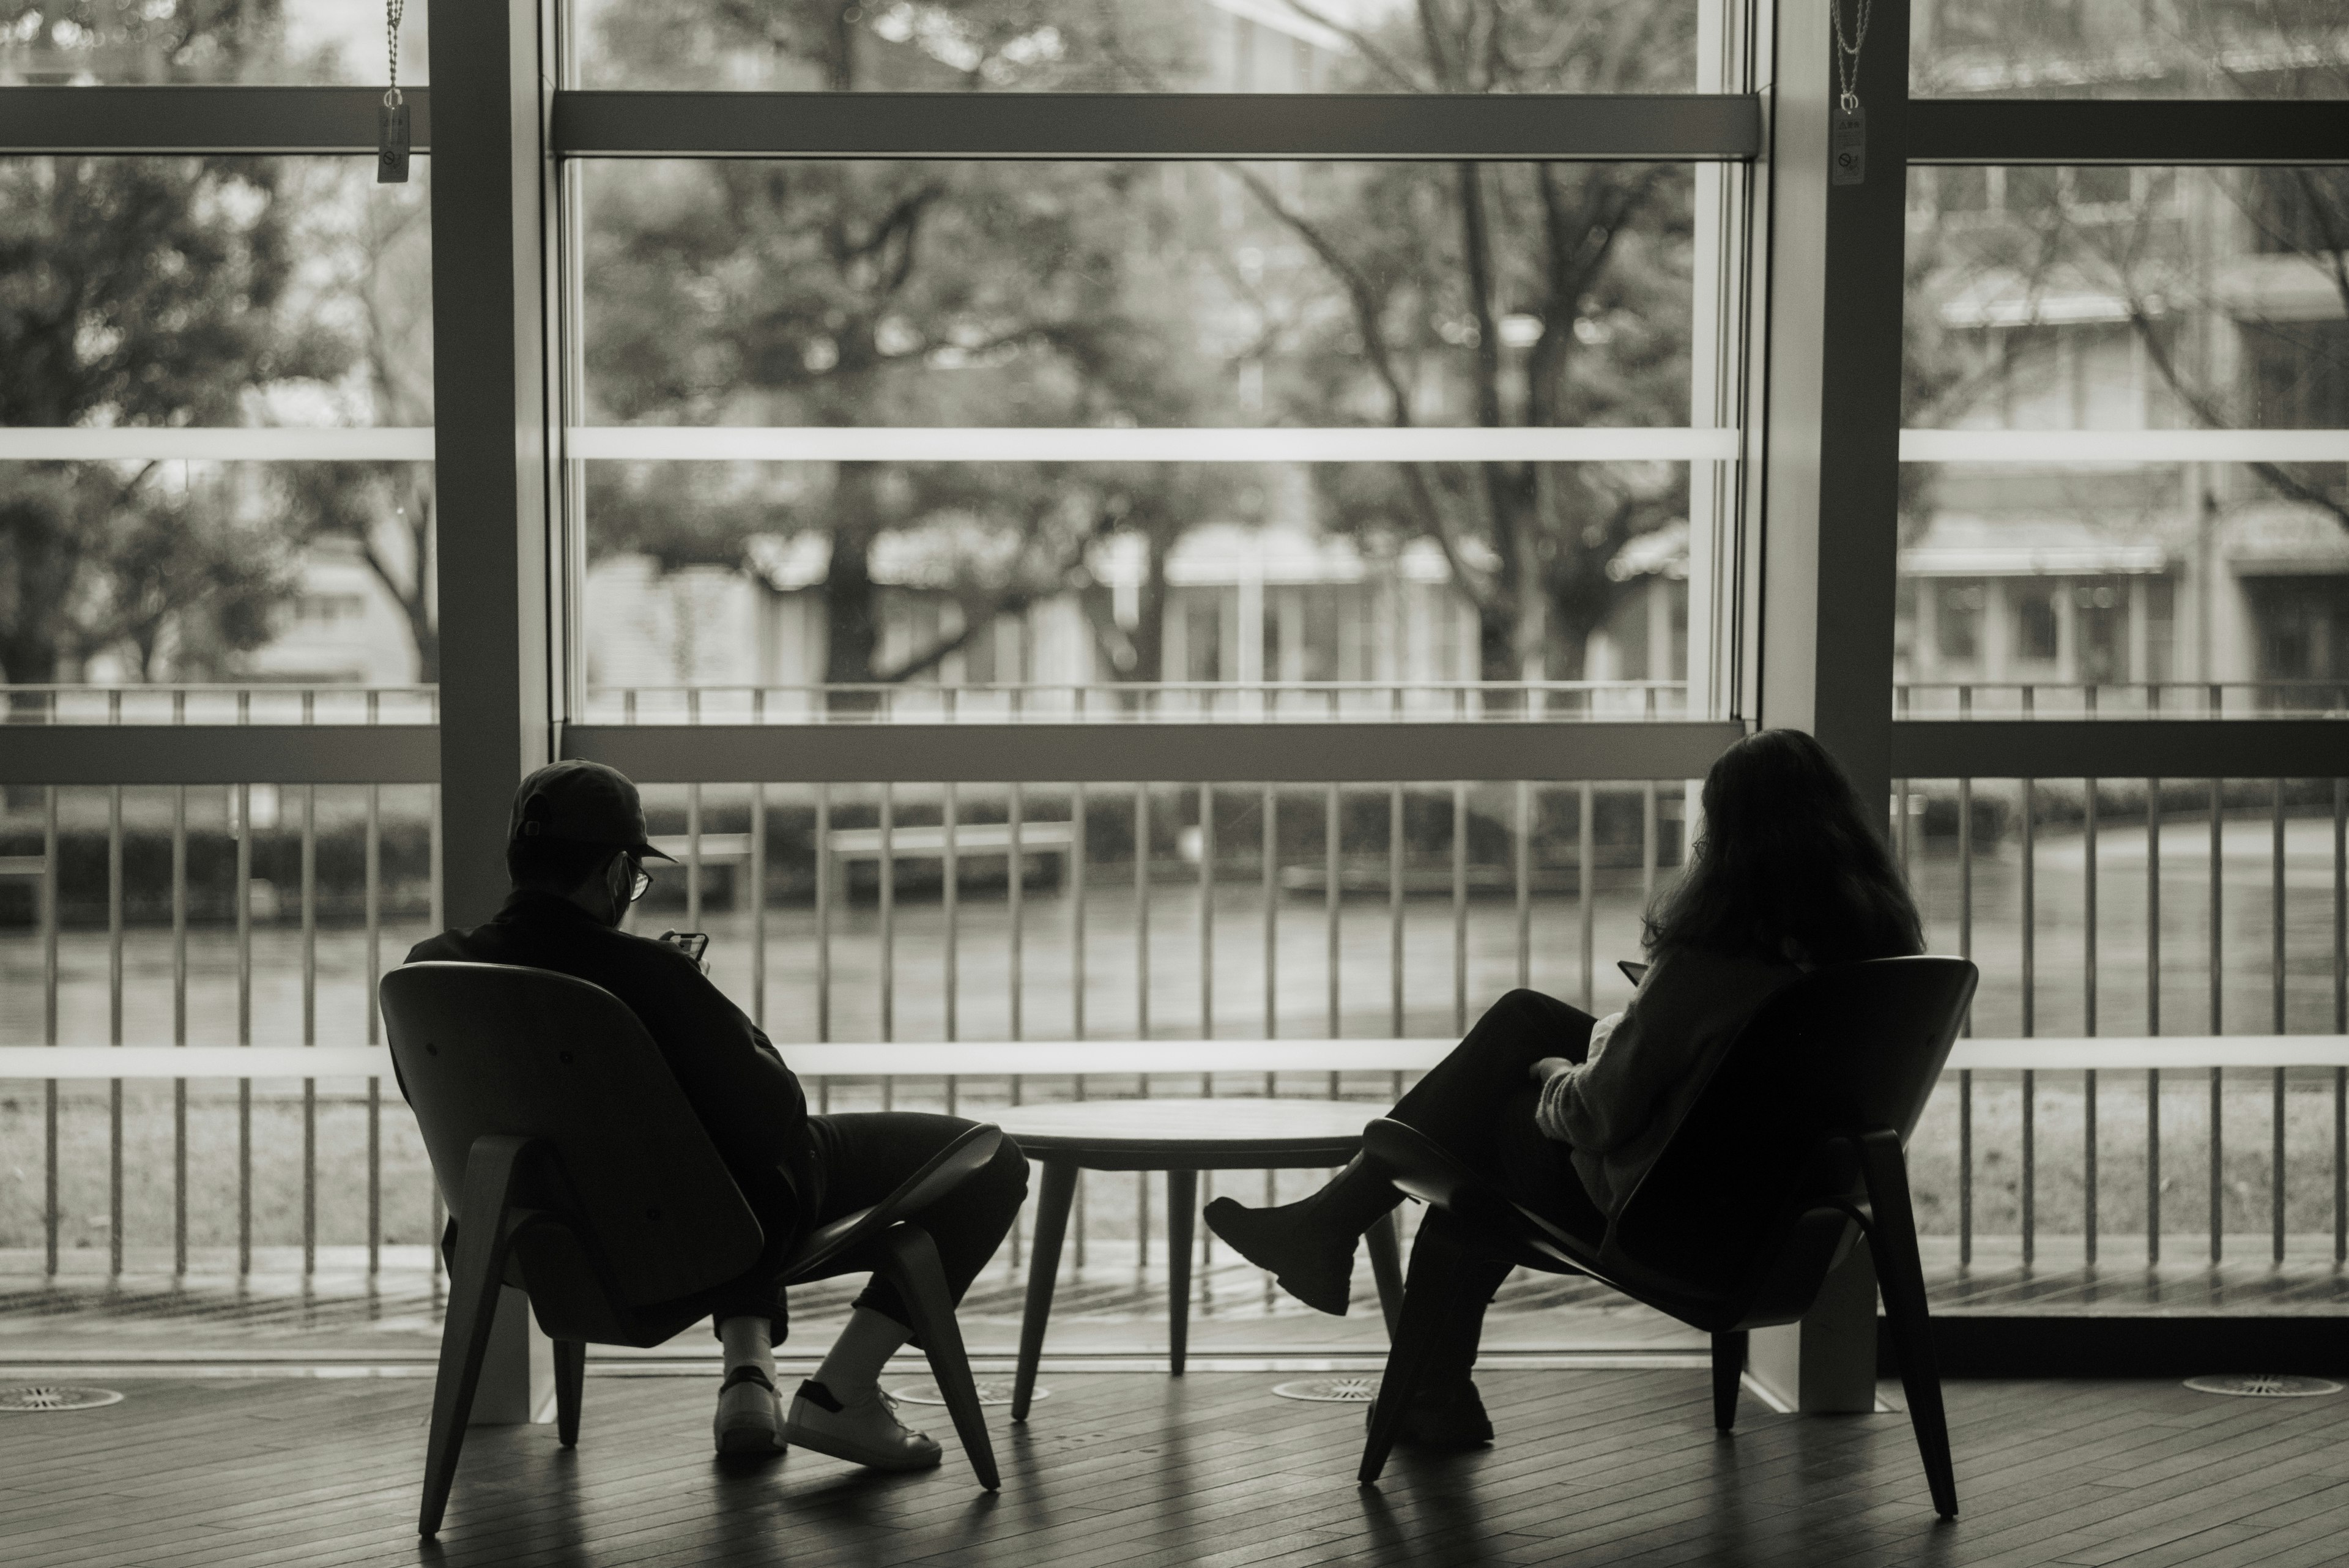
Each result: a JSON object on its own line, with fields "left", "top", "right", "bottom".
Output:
{"left": 1012, "top": 1159, "right": 1078, "bottom": 1422}
{"left": 1165, "top": 1169, "right": 1197, "bottom": 1377}
{"left": 1365, "top": 1205, "right": 1405, "bottom": 1339}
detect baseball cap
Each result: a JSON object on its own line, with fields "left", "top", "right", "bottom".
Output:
{"left": 507, "top": 760, "right": 677, "bottom": 863}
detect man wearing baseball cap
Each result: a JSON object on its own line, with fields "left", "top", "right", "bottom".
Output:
{"left": 406, "top": 760, "right": 1028, "bottom": 1466}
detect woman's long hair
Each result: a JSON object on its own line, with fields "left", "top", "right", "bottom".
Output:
{"left": 1643, "top": 729, "right": 1924, "bottom": 965}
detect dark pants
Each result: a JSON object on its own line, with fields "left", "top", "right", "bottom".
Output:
{"left": 1388, "top": 988, "right": 1607, "bottom": 1377}
{"left": 707, "top": 1112, "right": 1030, "bottom": 1342}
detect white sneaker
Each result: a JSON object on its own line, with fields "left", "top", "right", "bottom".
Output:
{"left": 784, "top": 1379, "right": 943, "bottom": 1471}
{"left": 713, "top": 1364, "right": 785, "bottom": 1455}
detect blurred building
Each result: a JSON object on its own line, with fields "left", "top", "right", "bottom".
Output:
{"left": 1901, "top": 2, "right": 2349, "bottom": 700}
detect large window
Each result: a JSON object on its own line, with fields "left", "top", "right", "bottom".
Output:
{"left": 1901, "top": 163, "right": 2349, "bottom": 715}
{"left": 0, "top": 154, "right": 435, "bottom": 717}
{"left": 557, "top": 2, "right": 1750, "bottom": 723}
{"left": 571, "top": 154, "right": 1729, "bottom": 716}
{"left": 8, "top": 1, "right": 2342, "bottom": 1330}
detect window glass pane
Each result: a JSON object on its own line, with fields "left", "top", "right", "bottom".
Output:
{"left": 0, "top": 0, "right": 428, "bottom": 85}
{"left": 0, "top": 157, "right": 435, "bottom": 707}
{"left": 579, "top": 160, "right": 1695, "bottom": 431}
{"left": 1, "top": 158, "right": 432, "bottom": 429}
{"left": 575, "top": 156, "right": 1731, "bottom": 713}
{"left": 578, "top": 458, "right": 1702, "bottom": 713}
{"left": 1913, "top": 1, "right": 2346, "bottom": 99}
{"left": 0, "top": 459, "right": 438, "bottom": 707}
{"left": 1902, "top": 164, "right": 2349, "bottom": 716}
{"left": 571, "top": 0, "right": 1703, "bottom": 92}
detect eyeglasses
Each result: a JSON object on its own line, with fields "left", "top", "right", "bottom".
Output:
{"left": 624, "top": 857, "right": 652, "bottom": 904}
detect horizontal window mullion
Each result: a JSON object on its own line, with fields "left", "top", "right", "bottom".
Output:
{"left": 563, "top": 721, "right": 1746, "bottom": 785}
{"left": 572, "top": 426, "right": 1739, "bottom": 464}
{"left": 1902, "top": 431, "right": 2349, "bottom": 465}
{"left": 0, "top": 727, "right": 439, "bottom": 786}
{"left": 1890, "top": 721, "right": 2349, "bottom": 780}
{"left": 0, "top": 429, "right": 434, "bottom": 462}
{"left": 549, "top": 91, "right": 1761, "bottom": 162}
{"left": 1910, "top": 99, "right": 2349, "bottom": 167}
{"left": 0, "top": 86, "right": 431, "bottom": 156}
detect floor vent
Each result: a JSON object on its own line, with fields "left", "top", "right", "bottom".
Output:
{"left": 2184, "top": 1375, "right": 2342, "bottom": 1399}
{"left": 0, "top": 1385, "right": 125, "bottom": 1412}
{"left": 1273, "top": 1377, "right": 1377, "bottom": 1402}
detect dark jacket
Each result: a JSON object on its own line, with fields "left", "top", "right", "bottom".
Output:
{"left": 404, "top": 891, "right": 815, "bottom": 1238}
{"left": 1548, "top": 945, "right": 1806, "bottom": 1214}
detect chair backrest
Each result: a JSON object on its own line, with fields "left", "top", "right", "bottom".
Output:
{"left": 380, "top": 961, "right": 765, "bottom": 1309}
{"left": 1605, "top": 956, "right": 1977, "bottom": 1298}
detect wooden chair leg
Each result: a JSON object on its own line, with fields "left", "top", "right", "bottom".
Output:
{"left": 1856, "top": 1130, "right": 1959, "bottom": 1519}
{"left": 1365, "top": 1208, "right": 1405, "bottom": 1339}
{"left": 1165, "top": 1169, "right": 1197, "bottom": 1377}
{"left": 1013, "top": 1159, "right": 1078, "bottom": 1422}
{"left": 1711, "top": 1332, "right": 1746, "bottom": 1431}
{"left": 1359, "top": 1211, "right": 1466, "bottom": 1486}
{"left": 880, "top": 1222, "right": 1000, "bottom": 1492}
{"left": 419, "top": 1135, "right": 533, "bottom": 1537}
{"left": 553, "top": 1339, "right": 585, "bottom": 1447}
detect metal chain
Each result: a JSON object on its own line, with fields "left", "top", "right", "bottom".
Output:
{"left": 385, "top": 0, "right": 405, "bottom": 105}
{"left": 1830, "top": 0, "right": 1871, "bottom": 113}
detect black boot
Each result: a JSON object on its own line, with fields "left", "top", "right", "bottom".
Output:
{"left": 1369, "top": 1377, "right": 1494, "bottom": 1448}
{"left": 1202, "top": 1154, "right": 1402, "bottom": 1317}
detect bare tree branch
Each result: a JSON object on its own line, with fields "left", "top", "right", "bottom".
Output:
{"left": 2123, "top": 297, "right": 2349, "bottom": 535}
{"left": 1277, "top": 0, "right": 1427, "bottom": 89}
{"left": 1221, "top": 161, "right": 1501, "bottom": 608}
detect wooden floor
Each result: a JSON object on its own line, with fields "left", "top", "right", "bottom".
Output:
{"left": 6, "top": 1368, "right": 2347, "bottom": 1567}
{"left": 9, "top": 1242, "right": 2345, "bottom": 1363}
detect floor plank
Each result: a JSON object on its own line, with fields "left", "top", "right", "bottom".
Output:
{"left": 1, "top": 1370, "right": 2345, "bottom": 1567}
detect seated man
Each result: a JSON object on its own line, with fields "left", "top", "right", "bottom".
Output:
{"left": 406, "top": 760, "right": 1028, "bottom": 1467}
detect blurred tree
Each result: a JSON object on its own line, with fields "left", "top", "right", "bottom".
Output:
{"left": 0, "top": 2, "right": 391, "bottom": 693}
{"left": 584, "top": 0, "right": 1719, "bottom": 694}
{"left": 1237, "top": 0, "right": 1701, "bottom": 680}
{"left": 581, "top": 1, "right": 1230, "bottom": 694}
{"left": 0, "top": 0, "right": 292, "bottom": 83}
{"left": 276, "top": 173, "right": 439, "bottom": 678}
{"left": 0, "top": 148, "right": 338, "bottom": 688}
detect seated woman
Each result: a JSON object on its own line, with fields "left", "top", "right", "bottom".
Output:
{"left": 1203, "top": 728, "right": 1924, "bottom": 1446}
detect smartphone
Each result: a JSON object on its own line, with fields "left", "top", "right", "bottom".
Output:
{"left": 1617, "top": 960, "right": 1650, "bottom": 985}
{"left": 659, "top": 930, "right": 710, "bottom": 966}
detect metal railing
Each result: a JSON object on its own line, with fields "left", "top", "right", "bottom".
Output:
{"left": 1899, "top": 682, "right": 2349, "bottom": 721}
{"left": 2, "top": 685, "right": 439, "bottom": 726}
{"left": 9, "top": 678, "right": 2344, "bottom": 727}
{"left": 7, "top": 705, "right": 2348, "bottom": 1303}
{"left": 1, "top": 768, "right": 1698, "bottom": 1281}
{"left": 580, "top": 682, "right": 1693, "bottom": 724}
{"left": 1892, "top": 772, "right": 2349, "bottom": 1268}
{"left": 1, "top": 780, "right": 441, "bottom": 1278}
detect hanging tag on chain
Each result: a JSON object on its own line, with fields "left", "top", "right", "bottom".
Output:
{"left": 377, "top": 0, "right": 409, "bottom": 184}
{"left": 1831, "top": 98, "right": 1866, "bottom": 186}
{"left": 378, "top": 87, "right": 410, "bottom": 184}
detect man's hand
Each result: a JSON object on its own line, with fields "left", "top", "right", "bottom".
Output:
{"left": 1529, "top": 1056, "right": 1578, "bottom": 1087}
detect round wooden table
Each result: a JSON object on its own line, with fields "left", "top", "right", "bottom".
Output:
{"left": 989, "top": 1098, "right": 1407, "bottom": 1420}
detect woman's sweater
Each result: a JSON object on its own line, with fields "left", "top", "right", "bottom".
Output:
{"left": 1533, "top": 945, "right": 1806, "bottom": 1217}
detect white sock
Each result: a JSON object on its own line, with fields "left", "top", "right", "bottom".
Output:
{"left": 718, "top": 1315, "right": 776, "bottom": 1386}
{"left": 813, "top": 1306, "right": 911, "bottom": 1401}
